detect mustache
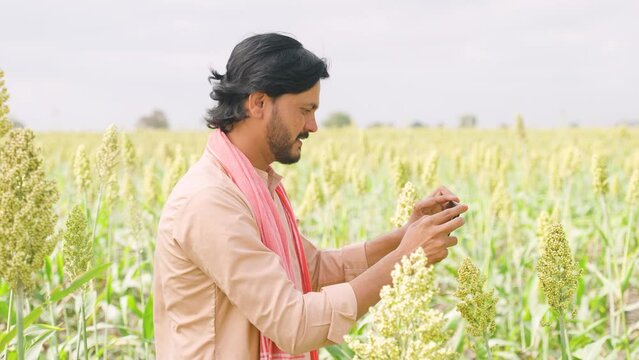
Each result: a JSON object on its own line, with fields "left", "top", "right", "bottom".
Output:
{"left": 297, "top": 132, "right": 309, "bottom": 140}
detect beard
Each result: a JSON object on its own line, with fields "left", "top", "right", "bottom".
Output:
{"left": 266, "top": 107, "right": 308, "bottom": 164}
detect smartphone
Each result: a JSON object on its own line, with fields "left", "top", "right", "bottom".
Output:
{"left": 444, "top": 201, "right": 460, "bottom": 219}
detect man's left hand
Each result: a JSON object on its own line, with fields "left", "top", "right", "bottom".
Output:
{"left": 404, "top": 185, "right": 461, "bottom": 229}
{"left": 384, "top": 186, "right": 461, "bottom": 259}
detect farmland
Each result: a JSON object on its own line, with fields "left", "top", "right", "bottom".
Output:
{"left": 1, "top": 124, "right": 639, "bottom": 359}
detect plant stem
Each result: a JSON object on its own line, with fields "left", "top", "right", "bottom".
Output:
{"left": 62, "top": 301, "right": 72, "bottom": 350}
{"left": 516, "top": 268, "right": 526, "bottom": 352}
{"left": 600, "top": 196, "right": 617, "bottom": 337}
{"left": 558, "top": 311, "right": 571, "bottom": 360}
{"left": 483, "top": 332, "right": 493, "bottom": 360}
{"left": 83, "top": 190, "right": 89, "bottom": 221}
{"left": 135, "top": 228, "right": 148, "bottom": 360}
{"left": 91, "top": 185, "right": 104, "bottom": 253}
{"left": 46, "top": 282, "right": 59, "bottom": 359}
{"left": 618, "top": 206, "right": 634, "bottom": 359}
{"left": 542, "top": 324, "right": 549, "bottom": 360}
{"left": 75, "top": 298, "right": 82, "bottom": 360}
{"left": 104, "top": 215, "right": 117, "bottom": 360}
{"left": 15, "top": 282, "right": 24, "bottom": 360}
{"left": 82, "top": 291, "right": 89, "bottom": 360}
{"left": 103, "top": 225, "right": 112, "bottom": 360}
{"left": 3, "top": 290, "right": 13, "bottom": 360}
{"left": 90, "top": 184, "right": 104, "bottom": 358}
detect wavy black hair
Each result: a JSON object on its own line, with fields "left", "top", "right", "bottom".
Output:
{"left": 205, "top": 33, "right": 330, "bottom": 132}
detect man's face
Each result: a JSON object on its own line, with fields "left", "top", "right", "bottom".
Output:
{"left": 266, "top": 81, "right": 320, "bottom": 164}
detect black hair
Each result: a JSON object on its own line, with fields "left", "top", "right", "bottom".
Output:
{"left": 205, "top": 33, "right": 330, "bottom": 132}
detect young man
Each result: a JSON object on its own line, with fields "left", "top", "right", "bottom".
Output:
{"left": 153, "top": 33, "right": 468, "bottom": 359}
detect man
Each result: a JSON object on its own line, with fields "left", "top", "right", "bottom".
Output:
{"left": 153, "top": 33, "right": 467, "bottom": 359}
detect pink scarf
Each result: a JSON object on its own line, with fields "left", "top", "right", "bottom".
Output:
{"left": 206, "top": 129, "right": 319, "bottom": 360}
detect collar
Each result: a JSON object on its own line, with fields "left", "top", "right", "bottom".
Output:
{"left": 254, "top": 166, "right": 283, "bottom": 197}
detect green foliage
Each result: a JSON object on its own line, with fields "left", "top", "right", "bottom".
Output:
{"left": 0, "top": 126, "right": 638, "bottom": 359}
{"left": 136, "top": 109, "right": 170, "bottom": 129}
{"left": 322, "top": 111, "right": 353, "bottom": 128}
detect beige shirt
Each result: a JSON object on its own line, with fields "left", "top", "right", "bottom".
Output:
{"left": 153, "top": 149, "right": 369, "bottom": 359}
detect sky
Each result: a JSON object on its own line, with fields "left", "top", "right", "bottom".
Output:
{"left": 1, "top": 0, "right": 638, "bottom": 131}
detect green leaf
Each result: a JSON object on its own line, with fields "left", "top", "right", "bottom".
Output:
{"left": 0, "top": 282, "right": 9, "bottom": 296}
{"left": 621, "top": 249, "right": 639, "bottom": 292}
{"left": 594, "top": 225, "right": 610, "bottom": 247}
{"left": 127, "top": 295, "right": 143, "bottom": 318}
{"left": 49, "top": 263, "right": 110, "bottom": 303}
{"left": 44, "top": 257, "right": 53, "bottom": 283}
{"left": 324, "top": 343, "right": 354, "bottom": 359}
{"left": 56, "top": 253, "right": 65, "bottom": 284}
{"left": 32, "top": 323, "right": 64, "bottom": 331}
{"left": 573, "top": 336, "right": 609, "bottom": 360}
{"left": 0, "top": 301, "right": 12, "bottom": 326}
{"left": 575, "top": 317, "right": 607, "bottom": 337}
{"left": 0, "top": 264, "right": 109, "bottom": 352}
{"left": 143, "top": 295, "right": 154, "bottom": 341}
{"left": 25, "top": 328, "right": 56, "bottom": 360}
{"left": 0, "top": 307, "right": 44, "bottom": 352}
{"left": 105, "top": 271, "right": 113, "bottom": 303}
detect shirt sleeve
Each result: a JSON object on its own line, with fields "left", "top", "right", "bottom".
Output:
{"left": 300, "top": 234, "right": 369, "bottom": 292}
{"left": 172, "top": 185, "right": 358, "bottom": 354}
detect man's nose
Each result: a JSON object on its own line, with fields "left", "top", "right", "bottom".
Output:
{"left": 306, "top": 115, "right": 318, "bottom": 133}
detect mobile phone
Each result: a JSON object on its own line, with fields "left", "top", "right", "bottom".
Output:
{"left": 444, "top": 201, "right": 460, "bottom": 219}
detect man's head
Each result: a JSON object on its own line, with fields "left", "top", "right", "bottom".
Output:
{"left": 206, "top": 33, "right": 329, "bottom": 164}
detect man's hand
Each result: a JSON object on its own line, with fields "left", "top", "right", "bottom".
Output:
{"left": 368, "top": 186, "right": 461, "bottom": 267}
{"left": 392, "top": 186, "right": 460, "bottom": 241}
{"left": 405, "top": 186, "right": 460, "bottom": 228}
{"left": 350, "top": 187, "right": 466, "bottom": 317}
{"left": 397, "top": 203, "right": 468, "bottom": 264}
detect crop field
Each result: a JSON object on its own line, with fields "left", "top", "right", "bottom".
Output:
{"left": 1, "top": 118, "right": 639, "bottom": 359}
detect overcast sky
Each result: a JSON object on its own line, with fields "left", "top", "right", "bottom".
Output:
{"left": 1, "top": 0, "right": 637, "bottom": 131}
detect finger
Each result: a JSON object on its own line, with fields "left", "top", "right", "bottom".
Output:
{"left": 443, "top": 236, "right": 458, "bottom": 247}
{"left": 431, "top": 185, "right": 457, "bottom": 198}
{"left": 440, "top": 193, "right": 460, "bottom": 203}
{"left": 429, "top": 186, "right": 448, "bottom": 197}
{"left": 414, "top": 194, "right": 459, "bottom": 212}
{"left": 431, "top": 203, "right": 468, "bottom": 225}
{"left": 437, "top": 216, "right": 466, "bottom": 235}
{"left": 440, "top": 187, "right": 461, "bottom": 203}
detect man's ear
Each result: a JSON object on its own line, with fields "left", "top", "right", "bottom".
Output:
{"left": 246, "top": 92, "right": 268, "bottom": 119}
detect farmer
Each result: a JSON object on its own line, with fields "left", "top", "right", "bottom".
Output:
{"left": 152, "top": 33, "right": 468, "bottom": 359}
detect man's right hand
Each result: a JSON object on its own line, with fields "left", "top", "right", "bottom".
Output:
{"left": 349, "top": 202, "right": 468, "bottom": 317}
{"left": 396, "top": 203, "right": 468, "bottom": 264}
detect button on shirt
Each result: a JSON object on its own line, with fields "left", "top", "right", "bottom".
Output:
{"left": 153, "top": 149, "right": 369, "bottom": 359}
